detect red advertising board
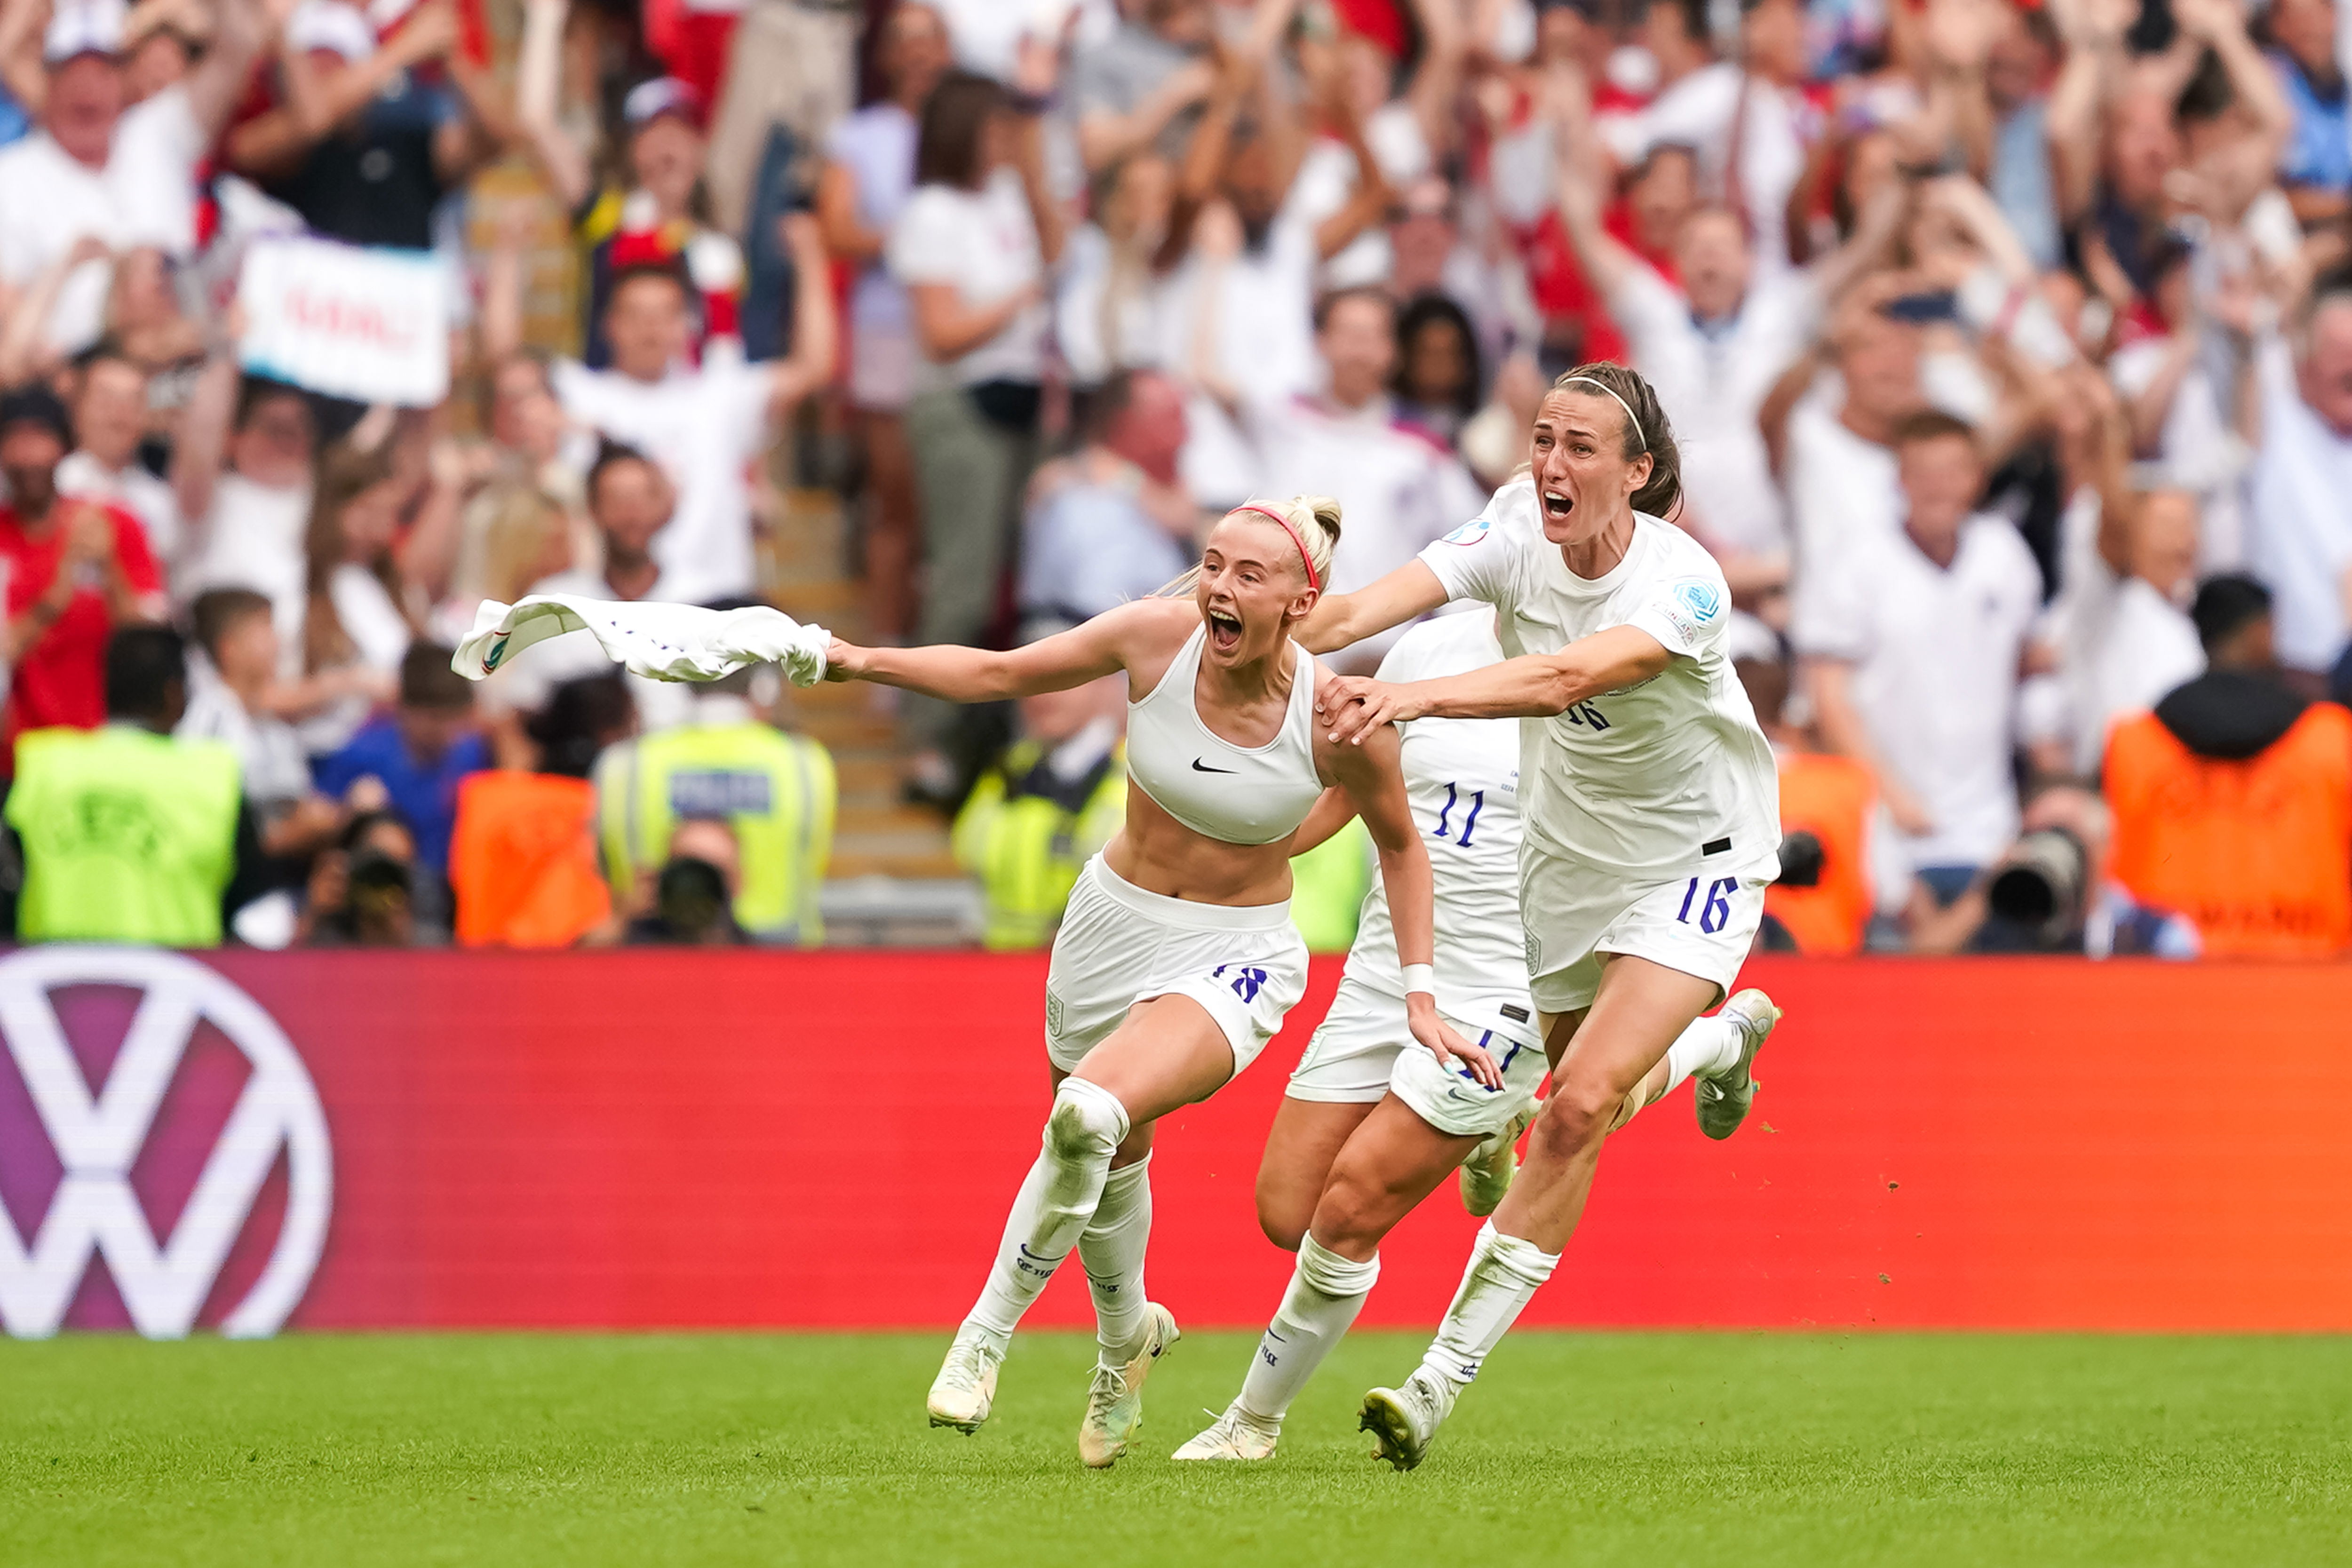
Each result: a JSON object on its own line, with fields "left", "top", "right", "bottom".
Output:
{"left": 2, "top": 947, "right": 2348, "bottom": 1336}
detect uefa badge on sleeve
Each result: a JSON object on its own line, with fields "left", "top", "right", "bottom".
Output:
{"left": 1665, "top": 579, "right": 1724, "bottom": 642}
{"left": 1441, "top": 516, "right": 1492, "bottom": 547}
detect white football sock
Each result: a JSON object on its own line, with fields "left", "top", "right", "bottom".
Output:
{"left": 1418, "top": 1220, "right": 1558, "bottom": 1388}
{"left": 1237, "top": 1234, "right": 1380, "bottom": 1426}
{"left": 1662, "top": 1012, "right": 1742, "bottom": 1093}
{"left": 961, "top": 1152, "right": 1057, "bottom": 1353}
{"left": 960, "top": 1078, "right": 1131, "bottom": 1354}
{"left": 1080, "top": 1154, "right": 1152, "bottom": 1360}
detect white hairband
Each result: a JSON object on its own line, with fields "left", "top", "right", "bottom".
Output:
{"left": 1558, "top": 375, "right": 1644, "bottom": 446}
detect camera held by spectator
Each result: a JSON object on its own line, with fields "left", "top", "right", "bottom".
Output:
{"left": 627, "top": 816, "right": 747, "bottom": 946}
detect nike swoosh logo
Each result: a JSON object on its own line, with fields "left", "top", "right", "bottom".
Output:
{"left": 1191, "top": 759, "right": 1234, "bottom": 773}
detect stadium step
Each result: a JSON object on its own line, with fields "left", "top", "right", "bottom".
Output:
{"left": 757, "top": 482, "right": 964, "bottom": 915}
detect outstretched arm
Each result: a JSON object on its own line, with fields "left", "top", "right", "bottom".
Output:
{"left": 1296, "top": 559, "right": 1450, "bottom": 654}
{"left": 1326, "top": 715, "right": 1501, "bottom": 1088}
{"left": 825, "top": 597, "right": 1177, "bottom": 703}
{"left": 1319, "top": 624, "right": 1671, "bottom": 743}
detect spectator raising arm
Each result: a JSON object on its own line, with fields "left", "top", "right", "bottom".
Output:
{"left": 1308, "top": 41, "right": 1394, "bottom": 264}
{"left": 2044, "top": 0, "right": 2131, "bottom": 225}
{"left": 513, "top": 0, "right": 591, "bottom": 212}
{"left": 185, "top": 0, "right": 268, "bottom": 137}
{"left": 1076, "top": 54, "right": 1215, "bottom": 176}
{"left": 1549, "top": 64, "right": 1636, "bottom": 306}
{"left": 432, "top": 23, "right": 516, "bottom": 185}
{"left": 0, "top": 0, "right": 45, "bottom": 119}
{"left": 1395, "top": 0, "right": 1466, "bottom": 162}
{"left": 0, "top": 236, "right": 108, "bottom": 385}
{"left": 2174, "top": 0, "right": 2294, "bottom": 175}
{"left": 169, "top": 341, "right": 239, "bottom": 542}
{"left": 763, "top": 214, "right": 839, "bottom": 416}
{"left": 228, "top": 0, "right": 462, "bottom": 178}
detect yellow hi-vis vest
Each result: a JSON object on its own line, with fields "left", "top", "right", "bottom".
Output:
{"left": 1288, "top": 815, "right": 1374, "bottom": 952}
{"left": 594, "top": 719, "right": 837, "bottom": 944}
{"left": 9, "top": 724, "right": 240, "bottom": 947}
{"left": 952, "top": 739, "right": 1127, "bottom": 950}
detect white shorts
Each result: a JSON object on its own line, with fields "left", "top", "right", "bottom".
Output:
{"left": 1044, "top": 857, "right": 1310, "bottom": 1075}
{"left": 1287, "top": 975, "right": 1547, "bottom": 1139}
{"left": 1520, "top": 849, "right": 1771, "bottom": 1015}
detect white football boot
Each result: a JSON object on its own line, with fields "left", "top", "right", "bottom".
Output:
{"left": 1693, "top": 988, "right": 1782, "bottom": 1141}
{"left": 1077, "top": 1301, "right": 1180, "bottom": 1467}
{"left": 1458, "top": 1101, "right": 1539, "bottom": 1218}
{"left": 926, "top": 1329, "right": 1003, "bottom": 1434}
{"left": 1359, "top": 1366, "right": 1458, "bottom": 1472}
{"left": 1171, "top": 1401, "right": 1281, "bottom": 1461}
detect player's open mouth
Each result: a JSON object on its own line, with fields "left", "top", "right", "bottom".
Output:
{"left": 1207, "top": 609, "right": 1243, "bottom": 651}
{"left": 1542, "top": 489, "right": 1573, "bottom": 519}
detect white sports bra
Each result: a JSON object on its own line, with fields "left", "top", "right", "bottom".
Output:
{"left": 1126, "top": 623, "right": 1325, "bottom": 847}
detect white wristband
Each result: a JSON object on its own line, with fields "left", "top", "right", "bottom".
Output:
{"left": 1401, "top": 963, "right": 1435, "bottom": 997}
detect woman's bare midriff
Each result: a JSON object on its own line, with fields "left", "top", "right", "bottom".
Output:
{"left": 1101, "top": 784, "right": 1299, "bottom": 907}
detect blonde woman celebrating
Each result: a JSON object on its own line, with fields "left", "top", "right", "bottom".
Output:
{"left": 822, "top": 495, "right": 1497, "bottom": 1469}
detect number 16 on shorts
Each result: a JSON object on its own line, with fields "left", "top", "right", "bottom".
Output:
{"left": 1676, "top": 876, "right": 1739, "bottom": 935}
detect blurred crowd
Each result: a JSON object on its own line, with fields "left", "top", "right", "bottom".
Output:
{"left": 0, "top": 0, "right": 2345, "bottom": 958}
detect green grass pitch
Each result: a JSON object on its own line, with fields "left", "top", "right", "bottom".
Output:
{"left": 5, "top": 1332, "right": 2351, "bottom": 1567}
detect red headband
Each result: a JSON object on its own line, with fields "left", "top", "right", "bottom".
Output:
{"left": 1232, "top": 503, "right": 1320, "bottom": 593}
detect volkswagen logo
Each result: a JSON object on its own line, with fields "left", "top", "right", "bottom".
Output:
{"left": 0, "top": 948, "right": 331, "bottom": 1338}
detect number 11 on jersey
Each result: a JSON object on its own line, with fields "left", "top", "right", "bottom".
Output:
{"left": 1433, "top": 782, "right": 1485, "bottom": 849}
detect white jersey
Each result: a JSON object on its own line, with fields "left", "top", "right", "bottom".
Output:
{"left": 1418, "top": 478, "right": 1781, "bottom": 883}
{"left": 1341, "top": 609, "right": 1534, "bottom": 1034}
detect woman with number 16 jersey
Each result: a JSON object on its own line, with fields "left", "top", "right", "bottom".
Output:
{"left": 820, "top": 495, "right": 1497, "bottom": 1471}
{"left": 1300, "top": 362, "right": 1787, "bottom": 1470}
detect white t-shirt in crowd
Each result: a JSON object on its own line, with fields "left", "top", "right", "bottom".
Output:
{"left": 550, "top": 351, "right": 773, "bottom": 605}
{"left": 1160, "top": 211, "right": 1321, "bottom": 506}
{"left": 1611, "top": 265, "right": 1815, "bottom": 558}
{"left": 1344, "top": 606, "right": 1534, "bottom": 1030}
{"left": 1245, "top": 392, "right": 1486, "bottom": 665}
{"left": 1784, "top": 389, "right": 1900, "bottom": 645}
{"left": 482, "top": 565, "right": 692, "bottom": 734}
{"left": 1419, "top": 478, "right": 1781, "bottom": 883}
{"left": 887, "top": 169, "right": 1047, "bottom": 391}
{"left": 57, "top": 449, "right": 184, "bottom": 571}
{"left": 296, "top": 563, "right": 413, "bottom": 756}
{"left": 2106, "top": 336, "right": 2249, "bottom": 573}
{"left": 2246, "top": 334, "right": 2352, "bottom": 673}
{"left": 1055, "top": 222, "right": 1171, "bottom": 386}
{"left": 177, "top": 654, "right": 312, "bottom": 811}
{"left": 0, "top": 87, "right": 207, "bottom": 353}
{"left": 927, "top": 0, "right": 1028, "bottom": 79}
{"left": 176, "top": 472, "right": 314, "bottom": 673}
{"left": 1797, "top": 513, "right": 2042, "bottom": 873}
{"left": 2049, "top": 487, "right": 2204, "bottom": 775}
{"left": 1602, "top": 65, "right": 1808, "bottom": 286}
